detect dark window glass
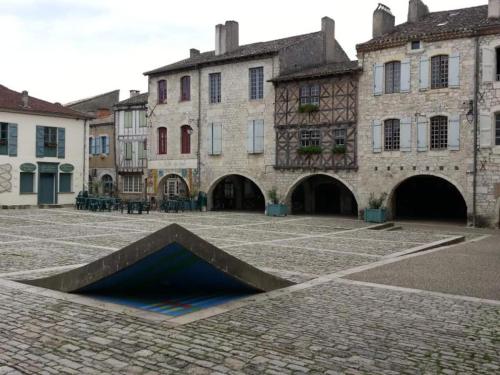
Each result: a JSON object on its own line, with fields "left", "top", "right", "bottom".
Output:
{"left": 384, "top": 119, "right": 401, "bottom": 151}
{"left": 181, "top": 76, "right": 191, "bottom": 101}
{"left": 334, "top": 129, "right": 346, "bottom": 146}
{"left": 43, "top": 127, "right": 57, "bottom": 157}
{"left": 20, "top": 172, "right": 34, "bottom": 193}
{"left": 181, "top": 125, "right": 191, "bottom": 154}
{"left": 496, "top": 114, "right": 500, "bottom": 146}
{"left": 300, "top": 129, "right": 321, "bottom": 147}
{"left": 385, "top": 61, "right": 401, "bottom": 94}
{"left": 209, "top": 73, "right": 221, "bottom": 103}
{"left": 411, "top": 41, "right": 421, "bottom": 50}
{"left": 59, "top": 173, "right": 72, "bottom": 192}
{"left": 249, "top": 67, "right": 264, "bottom": 100}
{"left": 0, "top": 123, "right": 8, "bottom": 155}
{"left": 430, "top": 116, "right": 448, "bottom": 150}
{"left": 431, "top": 55, "right": 449, "bottom": 89}
{"left": 158, "top": 80, "right": 167, "bottom": 103}
{"left": 158, "top": 127, "right": 167, "bottom": 154}
{"left": 299, "top": 85, "right": 320, "bottom": 106}
{"left": 496, "top": 48, "right": 500, "bottom": 82}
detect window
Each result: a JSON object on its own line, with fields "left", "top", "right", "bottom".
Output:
{"left": 102, "top": 175, "right": 113, "bottom": 195}
{"left": 158, "top": 80, "right": 167, "bottom": 103}
{"left": 384, "top": 119, "right": 400, "bottom": 151}
{"left": 181, "top": 76, "right": 191, "bottom": 101}
{"left": 124, "top": 111, "right": 133, "bottom": 128}
{"left": 334, "top": 129, "right": 346, "bottom": 146}
{"left": 20, "top": 172, "right": 34, "bottom": 193}
{"left": 181, "top": 125, "right": 192, "bottom": 154}
{"left": 496, "top": 114, "right": 500, "bottom": 145}
{"left": 125, "top": 143, "right": 133, "bottom": 160}
{"left": 138, "top": 140, "right": 147, "bottom": 160}
{"left": 43, "top": 127, "right": 58, "bottom": 157}
{"left": 59, "top": 173, "right": 72, "bottom": 193}
{"left": 100, "top": 136, "right": 109, "bottom": 154}
{"left": 411, "top": 41, "right": 421, "bottom": 50}
{"left": 249, "top": 67, "right": 264, "bottom": 100}
{"left": 123, "top": 175, "right": 142, "bottom": 193}
{"left": 209, "top": 73, "right": 221, "bottom": 103}
{"left": 0, "top": 123, "right": 8, "bottom": 155}
{"left": 430, "top": 116, "right": 448, "bottom": 150}
{"left": 300, "top": 129, "right": 321, "bottom": 147}
{"left": 431, "top": 55, "right": 449, "bottom": 89}
{"left": 300, "top": 85, "right": 320, "bottom": 106}
{"left": 158, "top": 127, "right": 167, "bottom": 154}
{"left": 139, "top": 110, "right": 147, "bottom": 127}
{"left": 385, "top": 61, "right": 401, "bottom": 94}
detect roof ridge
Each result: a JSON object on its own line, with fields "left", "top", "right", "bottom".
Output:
{"left": 65, "top": 89, "right": 120, "bottom": 106}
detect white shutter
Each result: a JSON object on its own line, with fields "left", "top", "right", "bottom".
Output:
{"left": 373, "top": 63, "right": 384, "bottom": 96}
{"left": 213, "top": 123, "right": 222, "bottom": 155}
{"left": 448, "top": 114, "right": 460, "bottom": 151}
{"left": 417, "top": 116, "right": 428, "bottom": 151}
{"left": 254, "top": 119, "right": 264, "bottom": 153}
{"left": 400, "top": 117, "right": 412, "bottom": 152}
{"left": 372, "top": 120, "right": 382, "bottom": 153}
{"left": 419, "top": 56, "right": 429, "bottom": 90}
{"left": 449, "top": 53, "right": 460, "bottom": 88}
{"left": 482, "top": 47, "right": 495, "bottom": 83}
{"left": 247, "top": 120, "right": 255, "bottom": 153}
{"left": 400, "top": 59, "right": 411, "bottom": 93}
{"left": 480, "top": 113, "right": 492, "bottom": 148}
{"left": 207, "top": 123, "right": 214, "bottom": 154}
{"left": 95, "top": 137, "right": 101, "bottom": 154}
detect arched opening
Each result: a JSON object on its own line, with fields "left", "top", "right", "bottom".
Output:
{"left": 211, "top": 175, "right": 265, "bottom": 211}
{"left": 101, "top": 175, "right": 113, "bottom": 195}
{"left": 393, "top": 175, "right": 467, "bottom": 222}
{"left": 159, "top": 174, "right": 189, "bottom": 200}
{"left": 290, "top": 175, "right": 358, "bottom": 215}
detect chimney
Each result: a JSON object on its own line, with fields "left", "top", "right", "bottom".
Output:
{"left": 322, "top": 17, "right": 337, "bottom": 64}
{"left": 215, "top": 21, "right": 239, "bottom": 55}
{"left": 190, "top": 48, "right": 200, "bottom": 58}
{"left": 129, "top": 90, "right": 140, "bottom": 98}
{"left": 21, "top": 90, "right": 29, "bottom": 108}
{"left": 96, "top": 108, "right": 111, "bottom": 119}
{"left": 489, "top": 0, "right": 500, "bottom": 18}
{"left": 373, "top": 4, "right": 395, "bottom": 38}
{"left": 408, "top": 0, "right": 429, "bottom": 23}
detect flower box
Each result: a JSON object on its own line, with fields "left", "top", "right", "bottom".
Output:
{"left": 266, "top": 204, "right": 288, "bottom": 217}
{"left": 298, "top": 104, "right": 319, "bottom": 113}
{"left": 364, "top": 208, "right": 387, "bottom": 223}
{"left": 297, "top": 146, "right": 322, "bottom": 155}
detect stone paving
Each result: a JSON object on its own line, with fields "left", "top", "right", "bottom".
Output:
{"left": 0, "top": 208, "right": 498, "bottom": 374}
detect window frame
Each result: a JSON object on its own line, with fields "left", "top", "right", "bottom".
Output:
{"left": 180, "top": 76, "right": 191, "bottom": 101}
{"left": 43, "top": 126, "right": 58, "bottom": 157}
{"left": 249, "top": 67, "right": 264, "bottom": 100}
{"left": 124, "top": 111, "right": 133, "bottom": 129}
{"left": 59, "top": 173, "right": 72, "bottom": 193}
{"left": 430, "top": 116, "right": 448, "bottom": 150}
{"left": 158, "top": 79, "right": 167, "bottom": 104}
{"left": 158, "top": 127, "right": 167, "bottom": 155}
{"left": 334, "top": 128, "right": 347, "bottom": 146}
{"left": 181, "top": 125, "right": 192, "bottom": 154}
{"left": 209, "top": 73, "right": 221, "bottom": 104}
{"left": 299, "top": 85, "right": 320, "bottom": 106}
{"left": 431, "top": 55, "right": 449, "bottom": 89}
{"left": 299, "top": 129, "right": 321, "bottom": 147}
{"left": 123, "top": 175, "right": 142, "bottom": 193}
{"left": 384, "top": 119, "right": 401, "bottom": 151}
{"left": 384, "top": 61, "right": 401, "bottom": 94}
{"left": 20, "top": 172, "right": 35, "bottom": 193}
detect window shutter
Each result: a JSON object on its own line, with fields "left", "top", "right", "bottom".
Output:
{"left": 479, "top": 113, "right": 492, "bottom": 148}
{"left": 373, "top": 63, "right": 384, "bottom": 96}
{"left": 36, "top": 126, "right": 44, "bottom": 157}
{"left": 247, "top": 120, "right": 255, "bottom": 153}
{"left": 400, "top": 59, "right": 411, "bottom": 93}
{"left": 57, "top": 128, "right": 65, "bottom": 158}
{"left": 207, "top": 123, "right": 214, "bottom": 154}
{"left": 400, "top": 117, "right": 412, "bottom": 152}
{"left": 448, "top": 114, "right": 460, "bottom": 151}
{"left": 372, "top": 120, "right": 382, "bottom": 153}
{"left": 213, "top": 123, "right": 222, "bottom": 155}
{"left": 7, "top": 123, "right": 17, "bottom": 156}
{"left": 419, "top": 56, "right": 429, "bottom": 90}
{"left": 105, "top": 136, "right": 110, "bottom": 154}
{"left": 417, "top": 116, "right": 428, "bottom": 151}
{"left": 254, "top": 120, "right": 264, "bottom": 153}
{"left": 482, "top": 47, "right": 495, "bottom": 83}
{"left": 449, "top": 53, "right": 460, "bottom": 88}
{"left": 125, "top": 143, "right": 132, "bottom": 159}
{"left": 95, "top": 137, "right": 101, "bottom": 155}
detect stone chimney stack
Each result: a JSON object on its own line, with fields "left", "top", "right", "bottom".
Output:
{"left": 21, "top": 90, "right": 29, "bottom": 108}
{"left": 322, "top": 17, "right": 337, "bottom": 63}
{"left": 190, "top": 48, "right": 200, "bottom": 58}
{"left": 489, "top": 0, "right": 500, "bottom": 18}
{"left": 129, "top": 90, "right": 140, "bottom": 98}
{"left": 215, "top": 21, "right": 239, "bottom": 55}
{"left": 373, "top": 4, "right": 395, "bottom": 38}
{"left": 408, "top": 0, "right": 429, "bottom": 23}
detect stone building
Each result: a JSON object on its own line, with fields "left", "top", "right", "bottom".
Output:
{"left": 0, "top": 85, "right": 91, "bottom": 207}
{"left": 114, "top": 91, "right": 149, "bottom": 200}
{"left": 144, "top": 17, "right": 360, "bottom": 211}
{"left": 356, "top": 0, "right": 500, "bottom": 226}
{"left": 67, "top": 90, "right": 120, "bottom": 195}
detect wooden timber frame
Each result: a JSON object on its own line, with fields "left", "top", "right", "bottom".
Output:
{"left": 274, "top": 72, "right": 358, "bottom": 171}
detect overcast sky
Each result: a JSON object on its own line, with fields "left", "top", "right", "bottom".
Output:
{"left": 0, "top": 0, "right": 484, "bottom": 104}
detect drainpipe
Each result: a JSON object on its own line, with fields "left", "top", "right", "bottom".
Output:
{"left": 473, "top": 36, "right": 480, "bottom": 227}
{"left": 83, "top": 118, "right": 88, "bottom": 192}
{"left": 197, "top": 67, "right": 202, "bottom": 189}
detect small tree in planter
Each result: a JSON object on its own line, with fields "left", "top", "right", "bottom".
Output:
{"left": 266, "top": 187, "right": 288, "bottom": 217}
{"left": 297, "top": 145, "right": 323, "bottom": 156}
{"left": 332, "top": 144, "right": 346, "bottom": 155}
{"left": 298, "top": 103, "right": 319, "bottom": 113}
{"left": 364, "top": 192, "right": 388, "bottom": 223}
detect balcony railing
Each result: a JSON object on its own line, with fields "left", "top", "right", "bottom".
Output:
{"left": 118, "top": 158, "right": 147, "bottom": 172}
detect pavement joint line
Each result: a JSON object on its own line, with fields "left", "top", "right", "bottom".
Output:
{"left": 326, "top": 235, "right": 429, "bottom": 245}
{"left": 381, "top": 235, "right": 465, "bottom": 259}
{"left": 259, "top": 267, "right": 319, "bottom": 278}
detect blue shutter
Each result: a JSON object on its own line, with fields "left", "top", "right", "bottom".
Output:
{"left": 247, "top": 120, "right": 255, "bottom": 153}
{"left": 95, "top": 137, "right": 101, "bottom": 155}
{"left": 36, "top": 126, "right": 44, "bottom": 157}
{"left": 400, "top": 59, "right": 411, "bottom": 93}
{"left": 400, "top": 117, "right": 412, "bottom": 152}
{"left": 8, "top": 123, "right": 17, "bottom": 156}
{"left": 105, "top": 136, "right": 110, "bottom": 154}
{"left": 417, "top": 116, "right": 428, "bottom": 151}
{"left": 449, "top": 53, "right": 460, "bottom": 88}
{"left": 482, "top": 47, "right": 495, "bottom": 83}
{"left": 213, "top": 123, "right": 222, "bottom": 155}
{"left": 419, "top": 56, "right": 429, "bottom": 90}
{"left": 372, "top": 120, "right": 382, "bottom": 153}
{"left": 254, "top": 120, "right": 264, "bottom": 153}
{"left": 57, "top": 128, "right": 65, "bottom": 158}
{"left": 448, "top": 114, "right": 460, "bottom": 150}
{"left": 480, "top": 113, "right": 492, "bottom": 148}
{"left": 373, "top": 63, "right": 384, "bottom": 96}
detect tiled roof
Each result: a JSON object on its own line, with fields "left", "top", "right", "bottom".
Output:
{"left": 90, "top": 114, "right": 114, "bottom": 126}
{"left": 114, "top": 92, "right": 149, "bottom": 107}
{"left": 0, "top": 84, "right": 91, "bottom": 119}
{"left": 66, "top": 90, "right": 120, "bottom": 115}
{"left": 144, "top": 32, "right": 349, "bottom": 76}
{"left": 270, "top": 61, "right": 361, "bottom": 82}
{"left": 357, "top": 5, "right": 500, "bottom": 52}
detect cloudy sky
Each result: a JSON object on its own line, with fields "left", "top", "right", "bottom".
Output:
{"left": 0, "top": 0, "right": 483, "bottom": 104}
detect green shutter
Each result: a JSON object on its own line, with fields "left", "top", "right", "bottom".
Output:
{"left": 59, "top": 173, "right": 72, "bottom": 192}
{"left": 57, "top": 128, "right": 65, "bottom": 158}
{"left": 20, "top": 172, "right": 34, "bottom": 193}
{"left": 36, "top": 126, "right": 45, "bottom": 157}
{"left": 8, "top": 123, "right": 17, "bottom": 156}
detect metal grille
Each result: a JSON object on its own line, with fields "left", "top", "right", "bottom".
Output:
{"left": 209, "top": 73, "right": 221, "bottom": 103}
{"left": 496, "top": 114, "right": 500, "bottom": 145}
{"left": 334, "top": 129, "right": 346, "bottom": 145}
{"left": 300, "top": 129, "right": 321, "bottom": 147}
{"left": 385, "top": 61, "right": 401, "bottom": 94}
{"left": 430, "top": 116, "right": 448, "bottom": 149}
{"left": 384, "top": 119, "right": 400, "bottom": 151}
{"left": 299, "top": 85, "right": 320, "bottom": 106}
{"left": 431, "top": 55, "right": 449, "bottom": 89}
{"left": 249, "top": 67, "right": 264, "bottom": 100}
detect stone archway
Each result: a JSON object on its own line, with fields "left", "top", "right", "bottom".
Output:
{"left": 158, "top": 174, "right": 190, "bottom": 200}
{"left": 208, "top": 174, "right": 265, "bottom": 212}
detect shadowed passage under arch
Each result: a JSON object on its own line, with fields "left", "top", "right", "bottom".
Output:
{"left": 211, "top": 175, "right": 265, "bottom": 211}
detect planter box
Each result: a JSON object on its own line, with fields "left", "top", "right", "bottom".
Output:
{"left": 364, "top": 208, "right": 386, "bottom": 223}
{"left": 266, "top": 204, "right": 288, "bottom": 217}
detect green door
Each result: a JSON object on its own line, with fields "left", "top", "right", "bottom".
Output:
{"left": 39, "top": 173, "right": 55, "bottom": 204}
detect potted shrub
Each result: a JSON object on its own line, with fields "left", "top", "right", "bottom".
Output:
{"left": 266, "top": 187, "right": 288, "bottom": 217}
{"left": 332, "top": 144, "right": 346, "bottom": 154}
{"left": 297, "top": 145, "right": 323, "bottom": 155}
{"left": 298, "top": 103, "right": 319, "bottom": 113}
{"left": 364, "top": 192, "right": 388, "bottom": 223}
